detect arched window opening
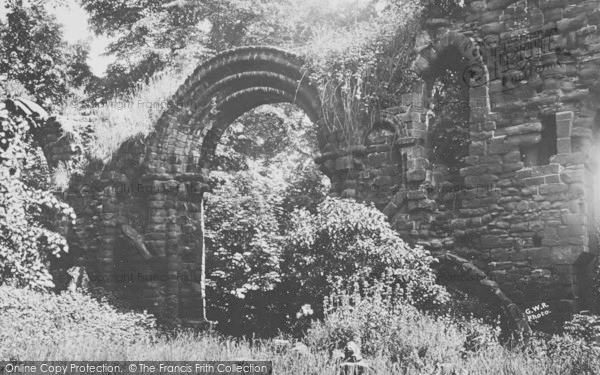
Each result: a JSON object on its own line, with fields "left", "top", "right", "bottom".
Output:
{"left": 366, "top": 120, "right": 397, "bottom": 146}
{"left": 426, "top": 46, "right": 471, "bottom": 183}
{"left": 426, "top": 0, "right": 467, "bottom": 19}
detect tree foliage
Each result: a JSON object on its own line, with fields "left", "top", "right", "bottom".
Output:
{"left": 80, "top": 0, "right": 295, "bottom": 97}
{"left": 0, "top": 105, "right": 75, "bottom": 289}
{"left": 204, "top": 167, "right": 284, "bottom": 335}
{"left": 204, "top": 104, "right": 328, "bottom": 335}
{"left": 0, "top": 1, "right": 93, "bottom": 105}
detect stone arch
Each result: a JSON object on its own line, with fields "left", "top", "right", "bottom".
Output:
{"left": 412, "top": 31, "right": 485, "bottom": 78}
{"left": 365, "top": 119, "right": 397, "bottom": 146}
{"left": 411, "top": 30, "right": 491, "bottom": 122}
{"left": 104, "top": 46, "right": 326, "bottom": 321}
{"left": 434, "top": 252, "right": 532, "bottom": 340}
{"left": 141, "top": 46, "right": 324, "bottom": 178}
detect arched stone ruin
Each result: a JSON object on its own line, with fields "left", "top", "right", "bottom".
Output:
{"left": 9, "top": 0, "right": 600, "bottom": 337}
{"left": 65, "top": 47, "right": 327, "bottom": 321}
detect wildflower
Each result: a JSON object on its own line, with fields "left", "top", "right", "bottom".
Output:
{"left": 296, "top": 304, "right": 314, "bottom": 319}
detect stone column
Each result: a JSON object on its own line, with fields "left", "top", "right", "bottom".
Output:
{"left": 98, "top": 178, "right": 119, "bottom": 292}
{"left": 142, "top": 175, "right": 171, "bottom": 321}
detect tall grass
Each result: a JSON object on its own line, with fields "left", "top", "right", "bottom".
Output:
{"left": 88, "top": 72, "right": 185, "bottom": 162}
{"left": 298, "top": 0, "right": 423, "bottom": 146}
{"left": 2, "top": 285, "right": 600, "bottom": 374}
{"left": 7, "top": 329, "right": 600, "bottom": 375}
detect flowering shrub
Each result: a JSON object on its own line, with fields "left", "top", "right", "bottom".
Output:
{"left": 306, "top": 281, "right": 499, "bottom": 367}
{"left": 0, "top": 104, "right": 75, "bottom": 289}
{"left": 0, "top": 286, "right": 156, "bottom": 360}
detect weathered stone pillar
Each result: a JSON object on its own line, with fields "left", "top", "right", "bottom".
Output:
{"left": 143, "top": 175, "right": 172, "bottom": 320}
{"left": 98, "top": 178, "right": 119, "bottom": 292}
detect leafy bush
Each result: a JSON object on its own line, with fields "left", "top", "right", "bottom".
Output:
{"left": 280, "top": 197, "right": 448, "bottom": 321}
{"left": 307, "top": 284, "right": 599, "bottom": 374}
{"left": 206, "top": 168, "right": 284, "bottom": 297}
{"left": 204, "top": 194, "right": 444, "bottom": 337}
{"left": 0, "top": 286, "right": 156, "bottom": 360}
{"left": 0, "top": 105, "right": 75, "bottom": 289}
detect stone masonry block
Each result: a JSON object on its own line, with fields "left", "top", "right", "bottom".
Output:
{"left": 531, "top": 164, "right": 561, "bottom": 177}
{"left": 557, "top": 16, "right": 586, "bottom": 33}
{"left": 495, "top": 122, "right": 542, "bottom": 137}
{"left": 550, "top": 152, "right": 589, "bottom": 166}
{"left": 407, "top": 170, "right": 427, "bottom": 182}
{"left": 469, "top": 141, "right": 486, "bottom": 156}
{"left": 488, "top": 138, "right": 519, "bottom": 154}
{"left": 506, "top": 133, "right": 541, "bottom": 146}
{"left": 551, "top": 246, "right": 583, "bottom": 264}
{"left": 556, "top": 112, "right": 574, "bottom": 137}
{"left": 560, "top": 169, "right": 584, "bottom": 183}
{"left": 538, "top": 183, "right": 569, "bottom": 195}
{"left": 556, "top": 138, "right": 571, "bottom": 154}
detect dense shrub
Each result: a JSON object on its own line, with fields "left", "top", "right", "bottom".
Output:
{"left": 201, "top": 105, "right": 327, "bottom": 336}
{"left": 203, "top": 195, "right": 445, "bottom": 337}
{"left": 0, "top": 106, "right": 75, "bottom": 289}
{"left": 0, "top": 286, "right": 156, "bottom": 360}
{"left": 280, "top": 197, "right": 448, "bottom": 324}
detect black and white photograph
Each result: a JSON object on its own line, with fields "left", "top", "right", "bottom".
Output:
{"left": 1, "top": 0, "right": 600, "bottom": 373}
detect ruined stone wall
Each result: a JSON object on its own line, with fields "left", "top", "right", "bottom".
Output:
{"left": 316, "top": 0, "right": 600, "bottom": 322}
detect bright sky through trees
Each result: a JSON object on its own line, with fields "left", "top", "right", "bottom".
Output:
{"left": 49, "top": 2, "right": 114, "bottom": 76}
{"left": 13, "top": 0, "right": 385, "bottom": 77}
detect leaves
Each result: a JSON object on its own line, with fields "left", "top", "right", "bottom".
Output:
{"left": 0, "top": 2, "right": 93, "bottom": 104}
{"left": 0, "top": 108, "right": 74, "bottom": 289}
{"left": 280, "top": 197, "right": 448, "bottom": 325}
